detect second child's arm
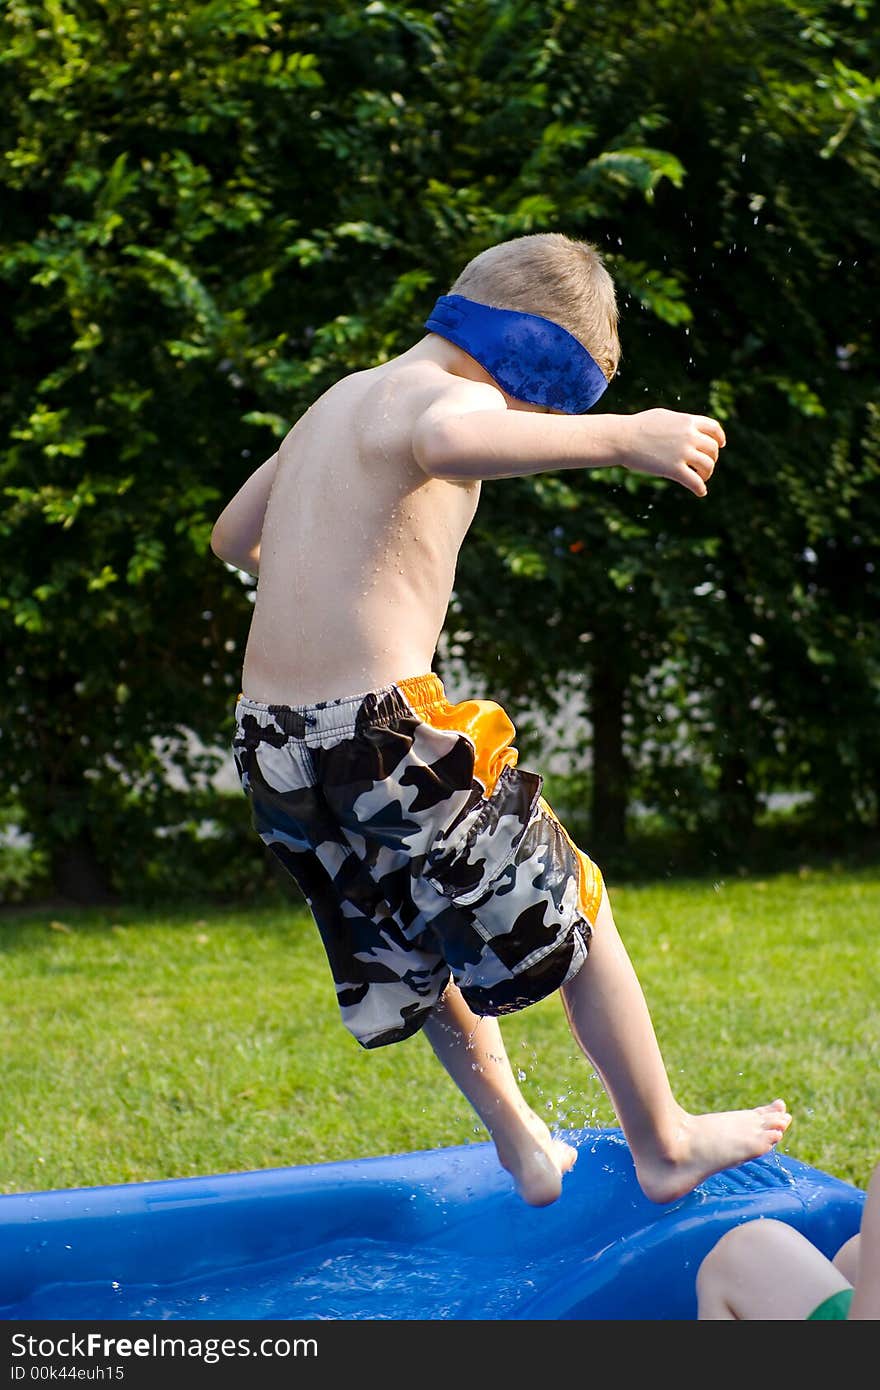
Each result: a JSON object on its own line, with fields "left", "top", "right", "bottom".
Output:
{"left": 849, "top": 1160, "right": 880, "bottom": 1319}
{"left": 413, "top": 381, "right": 724, "bottom": 497}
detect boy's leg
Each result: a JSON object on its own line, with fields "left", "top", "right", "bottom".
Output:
{"left": 560, "top": 886, "right": 792, "bottom": 1204}
{"left": 422, "top": 983, "right": 576, "bottom": 1207}
{"left": 696, "top": 1220, "right": 849, "bottom": 1319}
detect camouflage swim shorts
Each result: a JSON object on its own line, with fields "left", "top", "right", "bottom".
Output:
{"left": 233, "top": 673, "right": 603, "bottom": 1049}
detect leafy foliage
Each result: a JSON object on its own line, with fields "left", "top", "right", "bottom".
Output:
{"left": 1, "top": 1, "right": 878, "bottom": 897}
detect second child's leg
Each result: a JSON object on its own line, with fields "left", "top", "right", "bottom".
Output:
{"left": 696, "top": 1220, "right": 849, "bottom": 1319}
{"left": 560, "top": 887, "right": 792, "bottom": 1204}
{"left": 422, "top": 983, "right": 576, "bottom": 1207}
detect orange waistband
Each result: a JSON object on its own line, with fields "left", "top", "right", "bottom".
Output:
{"left": 397, "top": 672, "right": 446, "bottom": 713}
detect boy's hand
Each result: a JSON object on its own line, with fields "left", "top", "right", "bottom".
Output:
{"left": 619, "top": 409, "right": 725, "bottom": 498}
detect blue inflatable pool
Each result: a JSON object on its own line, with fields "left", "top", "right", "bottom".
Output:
{"left": 0, "top": 1130, "right": 864, "bottom": 1321}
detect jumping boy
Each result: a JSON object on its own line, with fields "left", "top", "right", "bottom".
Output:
{"left": 211, "top": 232, "right": 791, "bottom": 1207}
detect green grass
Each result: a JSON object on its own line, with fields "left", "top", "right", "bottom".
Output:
{"left": 2, "top": 864, "right": 879, "bottom": 1196}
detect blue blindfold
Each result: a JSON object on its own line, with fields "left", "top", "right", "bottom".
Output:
{"left": 424, "top": 294, "right": 609, "bottom": 414}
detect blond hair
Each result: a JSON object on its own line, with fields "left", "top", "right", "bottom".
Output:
{"left": 449, "top": 232, "right": 620, "bottom": 382}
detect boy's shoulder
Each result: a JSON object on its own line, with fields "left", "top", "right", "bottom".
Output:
{"left": 285, "top": 351, "right": 506, "bottom": 464}
{"left": 371, "top": 353, "right": 506, "bottom": 419}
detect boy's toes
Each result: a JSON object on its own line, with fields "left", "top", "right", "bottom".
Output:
{"left": 760, "top": 1100, "right": 790, "bottom": 1122}
{"left": 552, "top": 1140, "right": 578, "bottom": 1175}
{"left": 760, "top": 1104, "right": 792, "bottom": 1137}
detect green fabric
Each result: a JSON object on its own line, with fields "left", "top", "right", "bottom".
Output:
{"left": 807, "top": 1288, "right": 854, "bottom": 1321}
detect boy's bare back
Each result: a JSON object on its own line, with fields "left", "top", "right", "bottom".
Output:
{"left": 242, "top": 353, "right": 484, "bottom": 706}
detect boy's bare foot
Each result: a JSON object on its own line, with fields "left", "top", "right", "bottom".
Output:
{"left": 493, "top": 1110, "right": 578, "bottom": 1207}
{"left": 633, "top": 1099, "right": 792, "bottom": 1205}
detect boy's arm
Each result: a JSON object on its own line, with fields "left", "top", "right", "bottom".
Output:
{"left": 210, "top": 453, "right": 278, "bottom": 577}
{"left": 412, "top": 382, "right": 724, "bottom": 497}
